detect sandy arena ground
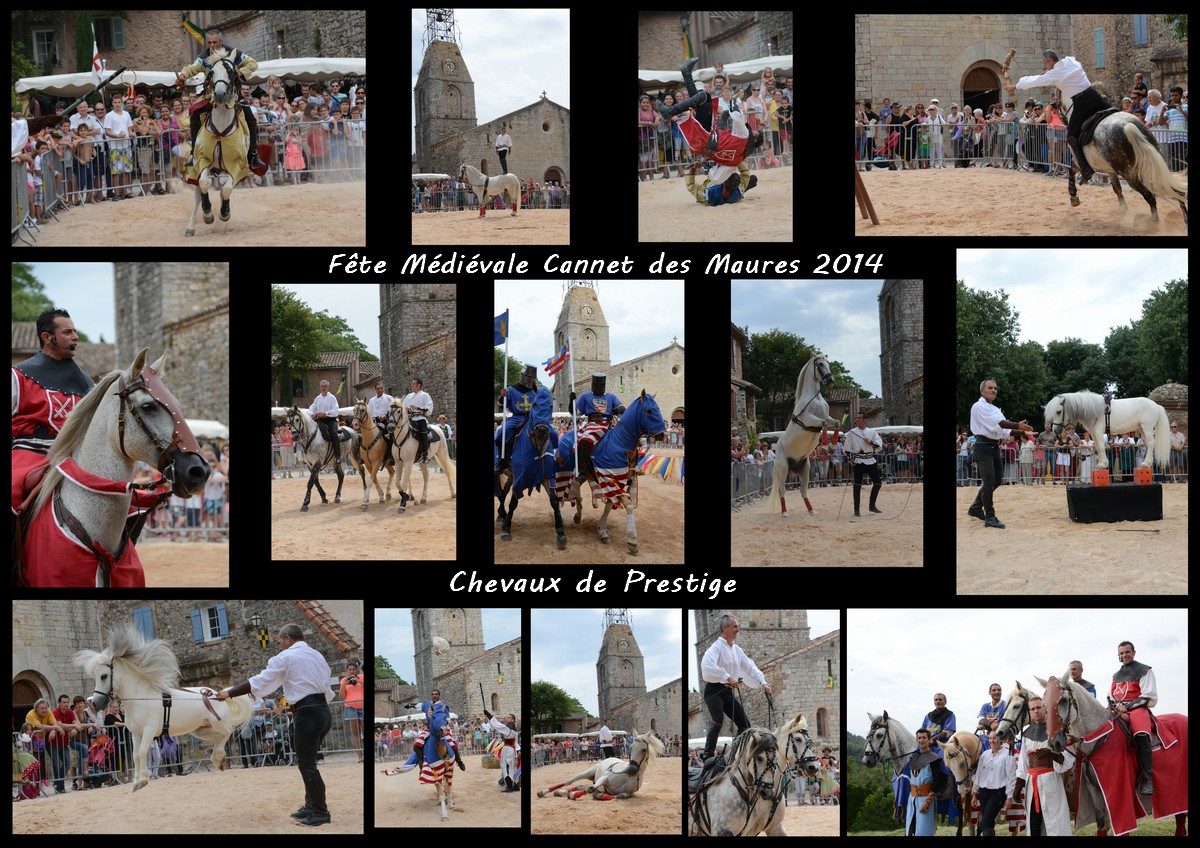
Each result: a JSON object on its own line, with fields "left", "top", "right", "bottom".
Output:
{"left": 732, "top": 484, "right": 923, "bottom": 567}
{"left": 139, "top": 540, "right": 229, "bottom": 587}
{"left": 531, "top": 756, "right": 683, "bottom": 835}
{"left": 639, "top": 167, "right": 793, "bottom": 241}
{"left": 271, "top": 469, "right": 456, "bottom": 560}
{"left": 494, "top": 469, "right": 684, "bottom": 564}
{"left": 854, "top": 167, "right": 1187, "bottom": 235}
{"left": 376, "top": 753, "right": 520, "bottom": 828}
{"left": 13, "top": 761, "right": 363, "bottom": 834}
{"left": 412, "top": 208, "right": 569, "bottom": 244}
{"left": 956, "top": 483, "right": 1188, "bottom": 594}
{"left": 17, "top": 180, "right": 365, "bottom": 246}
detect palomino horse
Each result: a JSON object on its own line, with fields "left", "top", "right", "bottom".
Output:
{"left": 386, "top": 399, "right": 457, "bottom": 513}
{"left": 942, "top": 731, "right": 982, "bottom": 836}
{"left": 1065, "top": 109, "right": 1188, "bottom": 223}
{"left": 538, "top": 731, "right": 665, "bottom": 800}
{"left": 461, "top": 162, "right": 521, "bottom": 217}
{"left": 74, "top": 626, "right": 253, "bottom": 792}
{"left": 689, "top": 714, "right": 820, "bottom": 836}
{"left": 770, "top": 351, "right": 840, "bottom": 516}
{"left": 554, "top": 389, "right": 667, "bottom": 553}
{"left": 350, "top": 399, "right": 395, "bottom": 510}
{"left": 1044, "top": 392, "right": 1171, "bottom": 471}
{"left": 185, "top": 48, "right": 250, "bottom": 236}
{"left": 16, "top": 348, "right": 209, "bottom": 587}
{"left": 287, "top": 406, "right": 349, "bottom": 511}
{"left": 495, "top": 385, "right": 566, "bottom": 548}
{"left": 1039, "top": 672, "right": 1188, "bottom": 837}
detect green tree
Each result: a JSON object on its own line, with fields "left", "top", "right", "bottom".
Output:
{"left": 743, "top": 329, "right": 865, "bottom": 430}
{"left": 956, "top": 280, "right": 1038, "bottom": 424}
{"left": 375, "top": 654, "right": 404, "bottom": 682}
{"left": 1044, "top": 338, "right": 1108, "bottom": 395}
{"left": 494, "top": 348, "right": 525, "bottom": 402}
{"left": 1162, "top": 13, "right": 1187, "bottom": 39}
{"left": 1136, "top": 278, "right": 1188, "bottom": 386}
{"left": 1104, "top": 323, "right": 1153, "bottom": 397}
{"left": 530, "top": 680, "right": 586, "bottom": 733}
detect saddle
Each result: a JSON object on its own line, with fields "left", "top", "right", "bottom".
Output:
{"left": 1079, "top": 108, "right": 1120, "bottom": 147}
{"left": 688, "top": 753, "right": 730, "bottom": 802}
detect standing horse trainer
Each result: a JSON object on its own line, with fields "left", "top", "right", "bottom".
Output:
{"left": 967, "top": 379, "right": 1032, "bottom": 529}
{"left": 699, "top": 613, "right": 771, "bottom": 762}
{"left": 216, "top": 624, "right": 334, "bottom": 826}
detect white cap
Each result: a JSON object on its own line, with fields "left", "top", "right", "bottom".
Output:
{"left": 930, "top": 98, "right": 939, "bottom": 104}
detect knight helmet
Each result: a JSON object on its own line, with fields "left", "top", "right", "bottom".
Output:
{"left": 590, "top": 373, "right": 607, "bottom": 396}
{"left": 518, "top": 364, "right": 538, "bottom": 391}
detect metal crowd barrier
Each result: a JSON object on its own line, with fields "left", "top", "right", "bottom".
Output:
{"left": 638, "top": 119, "right": 792, "bottom": 181}
{"left": 411, "top": 181, "right": 570, "bottom": 213}
{"left": 732, "top": 453, "right": 925, "bottom": 508}
{"left": 955, "top": 444, "right": 1187, "bottom": 486}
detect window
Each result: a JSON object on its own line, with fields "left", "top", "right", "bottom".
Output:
{"left": 1133, "top": 14, "right": 1148, "bottom": 46}
{"left": 33, "top": 30, "right": 58, "bottom": 67}
{"left": 1094, "top": 28, "right": 1105, "bottom": 69}
{"left": 191, "top": 603, "right": 229, "bottom": 643}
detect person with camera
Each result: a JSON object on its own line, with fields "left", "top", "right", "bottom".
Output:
{"left": 215, "top": 624, "right": 334, "bottom": 826}
{"left": 338, "top": 661, "right": 365, "bottom": 763}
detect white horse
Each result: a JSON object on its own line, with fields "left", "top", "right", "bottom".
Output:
{"left": 689, "top": 714, "right": 820, "bottom": 836}
{"left": 1044, "top": 391, "right": 1170, "bottom": 470}
{"left": 770, "top": 351, "right": 840, "bottom": 516}
{"left": 185, "top": 48, "right": 249, "bottom": 236}
{"left": 461, "top": 162, "right": 521, "bottom": 217}
{"left": 74, "top": 625, "right": 253, "bottom": 793}
{"left": 862, "top": 710, "right": 917, "bottom": 777}
{"left": 537, "top": 731, "right": 665, "bottom": 800}
{"left": 286, "top": 406, "right": 351, "bottom": 511}
{"left": 387, "top": 400, "right": 457, "bottom": 513}
{"left": 350, "top": 399, "right": 395, "bottom": 510}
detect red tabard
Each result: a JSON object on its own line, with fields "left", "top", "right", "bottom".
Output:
{"left": 22, "top": 501, "right": 146, "bottom": 588}
{"left": 11, "top": 368, "right": 82, "bottom": 439}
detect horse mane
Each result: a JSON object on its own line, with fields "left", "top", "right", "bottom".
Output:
{"left": 80, "top": 625, "right": 181, "bottom": 692}
{"left": 726, "top": 726, "right": 773, "bottom": 766}
{"left": 208, "top": 46, "right": 231, "bottom": 63}
{"left": 1059, "top": 391, "right": 1105, "bottom": 423}
{"left": 31, "top": 370, "right": 123, "bottom": 519}
{"left": 794, "top": 353, "right": 824, "bottom": 402}
{"left": 636, "top": 731, "right": 666, "bottom": 760}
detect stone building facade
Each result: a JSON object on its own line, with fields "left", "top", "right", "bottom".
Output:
{"left": 379, "top": 284, "right": 456, "bottom": 431}
{"left": 594, "top": 612, "right": 682, "bottom": 738}
{"left": 608, "top": 678, "right": 684, "bottom": 740}
{"left": 638, "top": 12, "right": 793, "bottom": 72}
{"left": 690, "top": 610, "right": 840, "bottom": 752}
{"left": 178, "top": 10, "right": 367, "bottom": 69}
{"left": 1059, "top": 15, "right": 1187, "bottom": 97}
{"left": 730, "top": 322, "right": 761, "bottom": 428}
{"left": 408, "top": 608, "right": 521, "bottom": 721}
{"left": 878, "top": 279, "right": 923, "bottom": 426}
{"left": 113, "top": 262, "right": 229, "bottom": 431}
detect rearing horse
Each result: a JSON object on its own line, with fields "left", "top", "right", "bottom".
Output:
{"left": 770, "top": 351, "right": 839, "bottom": 516}
{"left": 185, "top": 48, "right": 250, "bottom": 236}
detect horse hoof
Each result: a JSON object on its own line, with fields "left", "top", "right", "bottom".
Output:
{"left": 185, "top": 229, "right": 195, "bottom": 237}
{"left": 397, "top": 506, "right": 406, "bottom": 514}
{"left": 420, "top": 498, "right": 427, "bottom": 504}
{"left": 300, "top": 505, "right": 309, "bottom": 512}
{"left": 573, "top": 514, "right": 582, "bottom": 525}
{"left": 451, "top": 493, "right": 457, "bottom": 499}
{"left": 558, "top": 535, "right": 567, "bottom": 550}
{"left": 537, "top": 790, "right": 546, "bottom": 798}
{"left": 600, "top": 536, "right": 611, "bottom": 545}
{"left": 203, "top": 213, "right": 214, "bottom": 224}
{"left": 1070, "top": 196, "right": 1081, "bottom": 207}
{"left": 360, "top": 503, "right": 368, "bottom": 511}
{"left": 386, "top": 492, "right": 392, "bottom": 500}
{"left": 334, "top": 496, "right": 341, "bottom": 503}
{"left": 501, "top": 532, "right": 512, "bottom": 541}
{"left": 628, "top": 543, "right": 638, "bottom": 554}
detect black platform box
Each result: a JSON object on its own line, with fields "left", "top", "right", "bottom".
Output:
{"left": 1066, "top": 483, "right": 1163, "bottom": 523}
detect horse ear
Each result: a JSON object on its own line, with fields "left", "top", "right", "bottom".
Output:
{"left": 1034, "top": 674, "right": 1049, "bottom": 689}
{"left": 148, "top": 350, "right": 167, "bottom": 375}
{"left": 130, "top": 347, "right": 150, "bottom": 380}
{"left": 882, "top": 710, "right": 888, "bottom": 721}
{"left": 1014, "top": 680, "right": 1023, "bottom": 692}
{"left": 641, "top": 388, "right": 647, "bottom": 401}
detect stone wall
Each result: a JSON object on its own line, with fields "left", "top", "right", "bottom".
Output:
{"left": 610, "top": 678, "right": 683, "bottom": 739}
{"left": 878, "top": 279, "right": 923, "bottom": 426}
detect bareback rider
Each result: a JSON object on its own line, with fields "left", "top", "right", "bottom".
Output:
{"left": 495, "top": 364, "right": 539, "bottom": 473}
{"left": 575, "top": 373, "right": 624, "bottom": 477}
{"left": 1111, "top": 640, "right": 1157, "bottom": 794}
{"left": 12, "top": 309, "right": 95, "bottom": 506}
{"left": 174, "top": 28, "right": 266, "bottom": 171}
{"left": 1007, "top": 49, "right": 1113, "bottom": 184}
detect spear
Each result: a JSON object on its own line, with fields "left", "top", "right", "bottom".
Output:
{"left": 25, "top": 65, "right": 129, "bottom": 135}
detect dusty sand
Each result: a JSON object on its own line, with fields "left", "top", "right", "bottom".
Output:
{"left": 531, "top": 756, "right": 683, "bottom": 835}
{"left": 412, "top": 208, "right": 570, "bottom": 244}
{"left": 956, "top": 483, "right": 1188, "bottom": 594}
{"left": 765, "top": 803, "right": 840, "bottom": 836}
{"left": 639, "top": 166, "right": 793, "bottom": 241}
{"left": 17, "top": 180, "right": 365, "bottom": 245}
{"left": 139, "top": 541, "right": 229, "bottom": 587}
{"left": 13, "top": 761, "right": 363, "bottom": 834}
{"left": 732, "top": 484, "right": 923, "bottom": 567}
{"left": 271, "top": 470, "right": 456, "bottom": 560}
{"left": 854, "top": 167, "right": 1187, "bottom": 235}
{"left": 494, "top": 470, "right": 684, "bottom": 564}
{"left": 376, "top": 753, "right": 521, "bottom": 828}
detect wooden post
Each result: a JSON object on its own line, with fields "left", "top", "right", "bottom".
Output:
{"left": 854, "top": 158, "right": 879, "bottom": 225}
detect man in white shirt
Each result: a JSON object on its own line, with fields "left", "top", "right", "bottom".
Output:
{"left": 495, "top": 124, "right": 512, "bottom": 173}
{"left": 598, "top": 718, "right": 615, "bottom": 759}
{"left": 699, "top": 614, "right": 772, "bottom": 762}
{"left": 482, "top": 710, "right": 520, "bottom": 791}
{"left": 845, "top": 411, "right": 884, "bottom": 517}
{"left": 402, "top": 377, "right": 434, "bottom": 462}
{"left": 967, "top": 379, "right": 1032, "bottom": 528}
{"left": 308, "top": 380, "right": 343, "bottom": 461}
{"left": 217, "top": 624, "right": 334, "bottom": 826}
{"left": 974, "top": 732, "right": 1016, "bottom": 836}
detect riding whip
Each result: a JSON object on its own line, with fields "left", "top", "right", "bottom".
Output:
{"left": 480, "top": 681, "right": 487, "bottom": 713}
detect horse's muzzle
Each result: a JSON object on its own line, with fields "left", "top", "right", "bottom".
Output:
{"left": 170, "top": 451, "right": 211, "bottom": 497}
{"left": 862, "top": 753, "right": 877, "bottom": 767}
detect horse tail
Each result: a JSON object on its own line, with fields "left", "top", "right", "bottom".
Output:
{"left": 1124, "top": 121, "right": 1188, "bottom": 202}
{"left": 1153, "top": 403, "right": 1171, "bottom": 469}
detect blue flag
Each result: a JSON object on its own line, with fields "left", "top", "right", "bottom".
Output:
{"left": 494, "top": 310, "right": 509, "bottom": 346}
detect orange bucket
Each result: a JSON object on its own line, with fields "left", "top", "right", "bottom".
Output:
{"left": 1091, "top": 469, "right": 1111, "bottom": 487}
{"left": 1133, "top": 467, "right": 1153, "bottom": 485}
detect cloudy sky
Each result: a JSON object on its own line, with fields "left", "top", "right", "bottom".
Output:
{"left": 957, "top": 248, "right": 1187, "bottom": 347}
{"left": 495, "top": 280, "right": 685, "bottom": 392}
{"left": 27, "top": 263, "right": 118, "bottom": 344}
{"left": 376, "top": 608, "right": 521, "bottom": 688}
{"left": 687, "top": 610, "right": 840, "bottom": 692}
{"left": 412, "top": 8, "right": 571, "bottom": 155}
{"left": 847, "top": 607, "right": 1188, "bottom": 739}
{"left": 532, "top": 608, "right": 681, "bottom": 718}
{"left": 731, "top": 280, "right": 889, "bottom": 397}
{"left": 274, "top": 284, "right": 381, "bottom": 356}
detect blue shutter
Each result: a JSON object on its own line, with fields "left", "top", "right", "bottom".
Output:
{"left": 1094, "top": 28, "right": 1105, "bottom": 69}
{"left": 134, "top": 605, "right": 153, "bottom": 641}
{"left": 216, "top": 603, "right": 229, "bottom": 636}
{"left": 191, "top": 609, "right": 204, "bottom": 643}
{"left": 112, "top": 18, "right": 126, "bottom": 50}
{"left": 1133, "top": 15, "right": 1147, "bottom": 46}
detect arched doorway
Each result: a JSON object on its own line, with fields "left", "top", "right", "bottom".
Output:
{"left": 961, "top": 64, "right": 1004, "bottom": 117}
{"left": 671, "top": 406, "right": 685, "bottom": 426}
{"left": 543, "top": 167, "right": 564, "bottom": 186}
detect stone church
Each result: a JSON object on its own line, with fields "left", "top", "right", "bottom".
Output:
{"left": 595, "top": 610, "right": 682, "bottom": 739}
{"left": 378, "top": 284, "right": 456, "bottom": 433}
{"left": 413, "top": 9, "right": 570, "bottom": 183}
{"left": 878, "top": 279, "right": 923, "bottom": 426}
{"left": 551, "top": 282, "right": 685, "bottom": 425}
{"left": 689, "top": 610, "right": 840, "bottom": 753}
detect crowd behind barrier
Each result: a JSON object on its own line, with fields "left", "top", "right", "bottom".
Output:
{"left": 530, "top": 734, "right": 683, "bottom": 768}
{"left": 375, "top": 715, "right": 533, "bottom": 763}
{"left": 956, "top": 438, "right": 1188, "bottom": 486}
{"left": 637, "top": 118, "right": 792, "bottom": 182}
{"left": 271, "top": 423, "right": 456, "bottom": 478}
{"left": 732, "top": 444, "right": 925, "bottom": 508}
{"left": 411, "top": 178, "right": 570, "bottom": 213}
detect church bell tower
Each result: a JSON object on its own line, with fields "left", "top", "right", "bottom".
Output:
{"left": 553, "top": 281, "right": 611, "bottom": 411}
{"left": 414, "top": 9, "right": 477, "bottom": 173}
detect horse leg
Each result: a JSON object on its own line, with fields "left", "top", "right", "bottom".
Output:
{"left": 398, "top": 454, "right": 413, "bottom": 513}
{"left": 199, "top": 172, "right": 215, "bottom": 224}
{"left": 623, "top": 497, "right": 638, "bottom": 554}
{"left": 357, "top": 458, "right": 371, "bottom": 510}
{"left": 597, "top": 500, "right": 612, "bottom": 544}
{"left": 546, "top": 482, "right": 567, "bottom": 549}
{"left": 219, "top": 174, "right": 232, "bottom": 222}
{"left": 419, "top": 458, "right": 430, "bottom": 504}
{"left": 501, "top": 492, "right": 518, "bottom": 541}
{"left": 185, "top": 187, "right": 203, "bottom": 237}
{"left": 1067, "top": 163, "right": 1081, "bottom": 207}
{"left": 434, "top": 443, "right": 457, "bottom": 498}
{"left": 131, "top": 731, "right": 152, "bottom": 792}
{"left": 1126, "top": 174, "right": 1159, "bottom": 221}
{"left": 512, "top": 182, "right": 519, "bottom": 217}
{"left": 772, "top": 456, "right": 790, "bottom": 516}
{"left": 1174, "top": 813, "right": 1186, "bottom": 836}
{"left": 1108, "top": 171, "right": 1129, "bottom": 213}
{"left": 333, "top": 462, "right": 344, "bottom": 503}
{"left": 301, "top": 467, "right": 320, "bottom": 511}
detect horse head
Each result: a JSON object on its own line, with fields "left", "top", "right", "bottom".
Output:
{"left": 629, "top": 389, "right": 668, "bottom": 438}
{"left": 626, "top": 731, "right": 665, "bottom": 776}
{"left": 811, "top": 352, "right": 836, "bottom": 389}
{"left": 1044, "top": 394, "right": 1067, "bottom": 435}
{"left": 205, "top": 47, "right": 238, "bottom": 107}
{"left": 862, "top": 711, "right": 888, "bottom": 767}
{"left": 995, "top": 681, "right": 1033, "bottom": 743}
{"left": 73, "top": 625, "right": 180, "bottom": 711}
{"left": 782, "top": 714, "right": 820, "bottom": 779}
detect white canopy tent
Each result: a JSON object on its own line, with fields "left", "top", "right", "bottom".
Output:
{"left": 638, "top": 54, "right": 793, "bottom": 90}
{"left": 186, "top": 419, "right": 229, "bottom": 440}
{"left": 16, "top": 69, "right": 184, "bottom": 98}
{"left": 243, "top": 57, "right": 365, "bottom": 85}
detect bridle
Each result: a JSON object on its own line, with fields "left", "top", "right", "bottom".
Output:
{"left": 864, "top": 715, "right": 910, "bottom": 774}
{"left": 1048, "top": 394, "right": 1067, "bottom": 435}
{"left": 791, "top": 356, "right": 834, "bottom": 432}
{"left": 115, "top": 364, "right": 201, "bottom": 480}
{"left": 92, "top": 659, "right": 117, "bottom": 706}
{"left": 787, "top": 726, "right": 819, "bottom": 778}
{"left": 203, "top": 55, "right": 240, "bottom": 111}
{"left": 995, "top": 689, "right": 1030, "bottom": 743}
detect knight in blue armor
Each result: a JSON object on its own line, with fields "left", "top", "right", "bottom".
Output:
{"left": 495, "top": 364, "right": 540, "bottom": 474}
{"left": 397, "top": 688, "right": 466, "bottom": 772}
{"left": 574, "top": 373, "right": 625, "bottom": 478}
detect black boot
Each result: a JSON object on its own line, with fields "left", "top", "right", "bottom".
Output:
{"left": 679, "top": 57, "right": 700, "bottom": 96}
{"left": 1067, "top": 136, "right": 1094, "bottom": 182}
{"left": 745, "top": 174, "right": 757, "bottom": 192}
{"left": 187, "top": 109, "right": 202, "bottom": 168}
{"left": 1134, "top": 734, "right": 1154, "bottom": 794}
{"left": 658, "top": 90, "right": 708, "bottom": 122}
{"left": 244, "top": 106, "right": 265, "bottom": 169}
{"left": 853, "top": 486, "right": 862, "bottom": 517}
{"left": 704, "top": 131, "right": 719, "bottom": 154}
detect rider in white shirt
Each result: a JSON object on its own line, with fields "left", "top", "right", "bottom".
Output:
{"left": 401, "top": 377, "right": 434, "bottom": 462}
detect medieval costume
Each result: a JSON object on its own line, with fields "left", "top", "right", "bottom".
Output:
{"left": 904, "top": 748, "right": 952, "bottom": 836}
{"left": 574, "top": 373, "right": 624, "bottom": 477}
{"left": 495, "top": 364, "right": 539, "bottom": 472}
{"left": 1112, "top": 656, "right": 1158, "bottom": 793}
{"left": 177, "top": 42, "right": 264, "bottom": 171}
{"left": 1016, "top": 721, "right": 1075, "bottom": 835}
{"left": 483, "top": 712, "right": 519, "bottom": 791}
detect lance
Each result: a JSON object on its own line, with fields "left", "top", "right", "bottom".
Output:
{"left": 480, "top": 680, "right": 487, "bottom": 713}
{"left": 25, "top": 65, "right": 128, "bottom": 135}
{"left": 500, "top": 315, "right": 510, "bottom": 460}
{"left": 567, "top": 336, "right": 579, "bottom": 480}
